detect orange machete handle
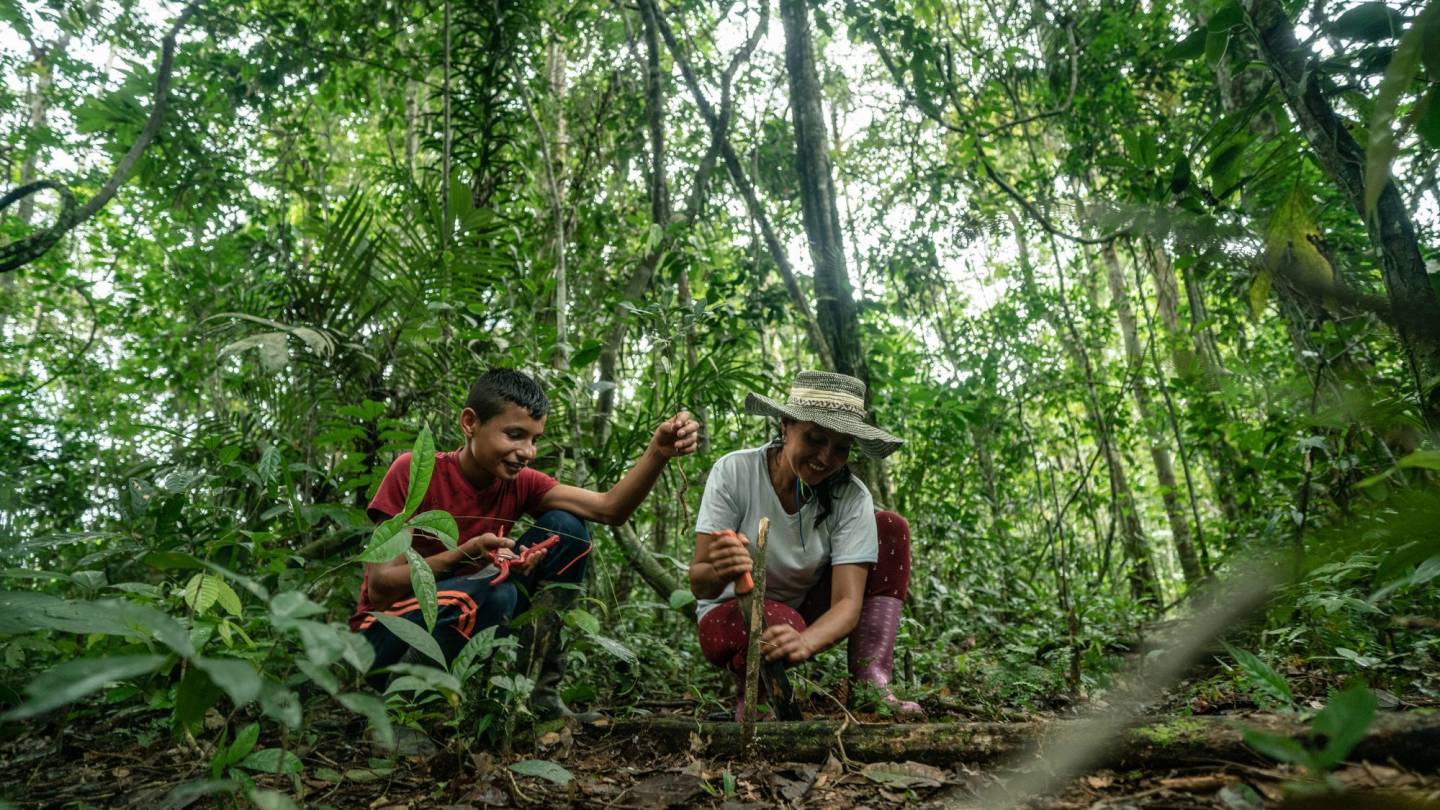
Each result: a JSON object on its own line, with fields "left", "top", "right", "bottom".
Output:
{"left": 712, "top": 529, "right": 755, "bottom": 595}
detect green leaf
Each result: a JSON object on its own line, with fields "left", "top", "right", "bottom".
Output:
{"left": 0, "top": 591, "right": 194, "bottom": 657}
{"left": 387, "top": 663, "right": 464, "bottom": 695}
{"left": 259, "top": 681, "right": 302, "bottom": 730}
{"left": 451, "top": 626, "right": 503, "bottom": 677}
{"left": 239, "top": 748, "right": 303, "bottom": 775}
{"left": 668, "top": 588, "right": 697, "bottom": 610}
{"left": 404, "top": 548, "right": 438, "bottom": 633}
{"left": 183, "top": 573, "right": 221, "bottom": 615}
{"left": 566, "top": 608, "right": 600, "bottom": 636}
{"left": 225, "top": 723, "right": 261, "bottom": 767}
{"left": 358, "top": 517, "right": 410, "bottom": 563}
{"left": 1331, "top": 3, "right": 1405, "bottom": 40}
{"left": 1208, "top": 0, "right": 1243, "bottom": 32}
{"left": 1310, "top": 685, "right": 1378, "bottom": 770}
{"left": 1204, "top": 31, "right": 1230, "bottom": 67}
{"left": 193, "top": 657, "right": 263, "bottom": 705}
{"left": 1397, "top": 449, "right": 1440, "bottom": 470}
{"left": 268, "top": 592, "right": 326, "bottom": 629}
{"left": 401, "top": 427, "right": 437, "bottom": 519}
{"left": 337, "top": 692, "right": 395, "bottom": 750}
{"left": 1165, "top": 28, "right": 1207, "bottom": 61}
{"left": 296, "top": 660, "right": 339, "bottom": 695}
{"left": 174, "top": 664, "right": 223, "bottom": 733}
{"left": 367, "top": 612, "right": 446, "bottom": 667}
{"left": 1226, "top": 645, "right": 1294, "bottom": 708}
{"left": 571, "top": 339, "right": 604, "bottom": 367}
{"left": 406, "top": 510, "right": 459, "bottom": 551}
{"left": 1243, "top": 728, "right": 1312, "bottom": 767}
{"left": 588, "top": 634, "right": 638, "bottom": 665}
{"left": 214, "top": 580, "right": 243, "bottom": 616}
{"left": 1417, "top": 88, "right": 1440, "bottom": 147}
{"left": 3, "top": 655, "right": 167, "bottom": 720}
{"left": 1366, "top": 0, "right": 1440, "bottom": 217}
{"left": 508, "top": 759, "right": 573, "bottom": 785}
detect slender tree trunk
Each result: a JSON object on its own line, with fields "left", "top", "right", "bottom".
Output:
{"left": 778, "top": 0, "right": 896, "bottom": 502}
{"left": 1245, "top": 0, "right": 1440, "bottom": 428}
{"left": 778, "top": 0, "right": 867, "bottom": 386}
{"left": 1012, "top": 215, "right": 1162, "bottom": 605}
{"left": 546, "top": 38, "right": 570, "bottom": 370}
{"left": 642, "top": 0, "right": 835, "bottom": 371}
{"left": 1099, "top": 245, "right": 1202, "bottom": 584}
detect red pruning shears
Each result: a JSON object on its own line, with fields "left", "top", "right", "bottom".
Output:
{"left": 488, "top": 533, "right": 559, "bottom": 584}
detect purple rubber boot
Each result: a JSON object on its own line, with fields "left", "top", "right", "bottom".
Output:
{"left": 848, "top": 595, "right": 923, "bottom": 717}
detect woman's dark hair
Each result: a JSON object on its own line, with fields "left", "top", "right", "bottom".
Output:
{"left": 768, "top": 431, "right": 853, "bottom": 529}
{"left": 465, "top": 368, "right": 549, "bottom": 422}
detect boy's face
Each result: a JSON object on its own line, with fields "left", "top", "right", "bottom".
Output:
{"left": 459, "top": 403, "right": 547, "bottom": 483}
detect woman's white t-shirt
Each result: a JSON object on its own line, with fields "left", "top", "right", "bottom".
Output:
{"left": 694, "top": 446, "right": 877, "bottom": 620}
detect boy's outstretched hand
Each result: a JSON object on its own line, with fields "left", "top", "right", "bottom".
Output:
{"left": 651, "top": 410, "right": 701, "bottom": 459}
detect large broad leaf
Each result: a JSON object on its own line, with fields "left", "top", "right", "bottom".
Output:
{"left": 508, "top": 759, "right": 573, "bottom": 785}
{"left": 401, "top": 427, "right": 437, "bottom": 519}
{"left": 358, "top": 517, "right": 410, "bottom": 563}
{"left": 367, "top": 612, "right": 446, "bottom": 667}
{"left": 404, "top": 548, "right": 438, "bottom": 633}
{"left": 184, "top": 573, "right": 241, "bottom": 616}
{"left": 3, "top": 655, "right": 167, "bottom": 720}
{"left": 406, "top": 510, "right": 459, "bottom": 551}
{"left": 1366, "top": 0, "right": 1440, "bottom": 216}
{"left": 336, "top": 692, "right": 395, "bottom": 750}
{"left": 1310, "top": 685, "right": 1378, "bottom": 770}
{"left": 193, "top": 657, "right": 263, "bottom": 705}
{"left": 268, "top": 591, "right": 326, "bottom": 628}
{"left": 293, "top": 620, "right": 347, "bottom": 667}
{"left": 0, "top": 591, "right": 193, "bottom": 657}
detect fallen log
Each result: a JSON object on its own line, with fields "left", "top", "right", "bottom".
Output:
{"left": 604, "top": 711, "right": 1440, "bottom": 771}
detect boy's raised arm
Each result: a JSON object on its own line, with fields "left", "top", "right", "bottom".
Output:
{"left": 536, "top": 410, "right": 700, "bottom": 525}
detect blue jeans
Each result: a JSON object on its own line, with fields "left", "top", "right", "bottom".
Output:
{"left": 362, "top": 510, "right": 591, "bottom": 672}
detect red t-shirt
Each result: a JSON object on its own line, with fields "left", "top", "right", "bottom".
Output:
{"left": 350, "top": 450, "right": 558, "bottom": 629}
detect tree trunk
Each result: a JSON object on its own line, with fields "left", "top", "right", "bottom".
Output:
{"left": 778, "top": 0, "right": 867, "bottom": 387}
{"left": 1099, "top": 245, "right": 1202, "bottom": 585}
{"left": 1245, "top": 0, "right": 1440, "bottom": 427}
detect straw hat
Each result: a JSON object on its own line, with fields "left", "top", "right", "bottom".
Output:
{"left": 744, "top": 371, "right": 902, "bottom": 459}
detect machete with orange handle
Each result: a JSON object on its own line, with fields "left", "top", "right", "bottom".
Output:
{"left": 713, "top": 525, "right": 798, "bottom": 723}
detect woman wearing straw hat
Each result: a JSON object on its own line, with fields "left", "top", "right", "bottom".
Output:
{"left": 689, "top": 370, "right": 921, "bottom": 718}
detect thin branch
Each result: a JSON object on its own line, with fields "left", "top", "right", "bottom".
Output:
{"left": 0, "top": 1, "right": 202, "bottom": 274}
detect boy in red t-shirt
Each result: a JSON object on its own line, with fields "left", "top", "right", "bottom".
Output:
{"left": 355, "top": 368, "right": 699, "bottom": 721}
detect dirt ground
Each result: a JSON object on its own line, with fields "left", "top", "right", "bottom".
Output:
{"left": 3, "top": 699, "right": 1438, "bottom": 809}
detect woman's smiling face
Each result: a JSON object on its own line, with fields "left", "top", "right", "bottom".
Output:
{"left": 779, "top": 418, "right": 853, "bottom": 486}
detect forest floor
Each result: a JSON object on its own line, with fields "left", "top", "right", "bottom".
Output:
{"left": 4, "top": 686, "right": 1439, "bottom": 809}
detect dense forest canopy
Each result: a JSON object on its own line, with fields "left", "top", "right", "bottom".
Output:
{"left": 2, "top": 0, "right": 1438, "bottom": 804}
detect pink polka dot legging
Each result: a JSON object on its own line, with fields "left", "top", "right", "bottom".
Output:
{"left": 697, "top": 511, "right": 911, "bottom": 672}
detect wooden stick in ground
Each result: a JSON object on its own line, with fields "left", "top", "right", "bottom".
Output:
{"left": 740, "top": 517, "right": 770, "bottom": 741}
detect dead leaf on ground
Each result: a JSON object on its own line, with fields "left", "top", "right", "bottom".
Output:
{"left": 860, "top": 761, "right": 945, "bottom": 789}
{"left": 1086, "top": 773, "right": 1115, "bottom": 789}
{"left": 630, "top": 772, "right": 707, "bottom": 807}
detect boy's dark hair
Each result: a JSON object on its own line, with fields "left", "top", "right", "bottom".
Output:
{"left": 465, "top": 369, "right": 549, "bottom": 422}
